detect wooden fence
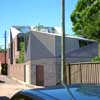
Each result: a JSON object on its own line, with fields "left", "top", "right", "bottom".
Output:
{"left": 66, "top": 62, "right": 100, "bottom": 85}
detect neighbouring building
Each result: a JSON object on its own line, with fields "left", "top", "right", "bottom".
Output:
{"left": 0, "top": 51, "right": 8, "bottom": 74}
{"left": 8, "top": 26, "right": 28, "bottom": 82}
{"left": 8, "top": 26, "right": 98, "bottom": 86}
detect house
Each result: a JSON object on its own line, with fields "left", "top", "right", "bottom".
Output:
{"left": 8, "top": 26, "right": 98, "bottom": 86}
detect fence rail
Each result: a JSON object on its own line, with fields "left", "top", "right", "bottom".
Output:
{"left": 66, "top": 62, "right": 100, "bottom": 85}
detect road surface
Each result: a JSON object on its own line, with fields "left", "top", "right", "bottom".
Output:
{"left": 0, "top": 75, "right": 42, "bottom": 99}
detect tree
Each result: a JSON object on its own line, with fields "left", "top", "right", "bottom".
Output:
{"left": 0, "top": 48, "right": 5, "bottom": 52}
{"left": 16, "top": 42, "right": 24, "bottom": 63}
{"left": 71, "top": 0, "right": 100, "bottom": 56}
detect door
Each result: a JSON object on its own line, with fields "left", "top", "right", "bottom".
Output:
{"left": 25, "top": 64, "right": 30, "bottom": 84}
{"left": 36, "top": 65, "right": 44, "bottom": 86}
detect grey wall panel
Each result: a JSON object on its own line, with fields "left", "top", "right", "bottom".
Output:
{"left": 55, "top": 36, "right": 79, "bottom": 58}
{"left": 25, "top": 33, "right": 31, "bottom": 62}
{"left": 30, "top": 31, "right": 56, "bottom": 60}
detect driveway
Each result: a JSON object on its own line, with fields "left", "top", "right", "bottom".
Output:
{"left": 0, "top": 75, "right": 42, "bottom": 99}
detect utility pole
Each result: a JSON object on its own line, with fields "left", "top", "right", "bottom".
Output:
{"left": 61, "top": 0, "right": 66, "bottom": 84}
{"left": 5, "top": 30, "right": 7, "bottom": 64}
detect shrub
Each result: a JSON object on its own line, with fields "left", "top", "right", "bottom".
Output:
{"left": 91, "top": 56, "right": 100, "bottom": 62}
{"left": 17, "top": 42, "right": 24, "bottom": 63}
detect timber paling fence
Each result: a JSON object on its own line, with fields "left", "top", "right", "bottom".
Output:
{"left": 66, "top": 62, "right": 100, "bottom": 85}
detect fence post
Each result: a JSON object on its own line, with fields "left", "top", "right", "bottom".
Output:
{"left": 80, "top": 64, "right": 82, "bottom": 83}
{"left": 68, "top": 64, "right": 71, "bottom": 85}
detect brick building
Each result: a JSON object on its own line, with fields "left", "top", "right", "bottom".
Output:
{"left": 8, "top": 27, "right": 25, "bottom": 82}
{"left": 0, "top": 52, "right": 8, "bottom": 74}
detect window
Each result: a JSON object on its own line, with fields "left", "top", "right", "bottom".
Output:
{"left": 79, "top": 40, "right": 93, "bottom": 48}
{"left": 79, "top": 40, "right": 88, "bottom": 48}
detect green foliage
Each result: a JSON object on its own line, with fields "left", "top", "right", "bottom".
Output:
{"left": 91, "top": 56, "right": 100, "bottom": 62}
{"left": 17, "top": 42, "right": 24, "bottom": 63}
{"left": 71, "top": 0, "right": 100, "bottom": 57}
{"left": 71, "top": 0, "right": 100, "bottom": 40}
{"left": 0, "top": 48, "right": 5, "bottom": 52}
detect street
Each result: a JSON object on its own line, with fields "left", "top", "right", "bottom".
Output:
{"left": 0, "top": 75, "right": 28, "bottom": 98}
{"left": 0, "top": 75, "right": 42, "bottom": 99}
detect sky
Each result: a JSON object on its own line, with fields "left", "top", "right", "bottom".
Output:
{"left": 0, "top": 0, "right": 78, "bottom": 48}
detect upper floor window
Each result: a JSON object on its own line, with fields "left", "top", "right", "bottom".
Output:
{"left": 79, "top": 40, "right": 93, "bottom": 48}
{"left": 79, "top": 40, "right": 88, "bottom": 48}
